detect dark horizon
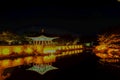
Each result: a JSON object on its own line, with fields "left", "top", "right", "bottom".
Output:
{"left": 0, "top": 1, "right": 120, "bottom": 36}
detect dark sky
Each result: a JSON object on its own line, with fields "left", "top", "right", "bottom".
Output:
{"left": 0, "top": 1, "right": 120, "bottom": 36}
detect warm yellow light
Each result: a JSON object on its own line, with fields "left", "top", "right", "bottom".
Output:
{"left": 56, "top": 46, "right": 61, "bottom": 50}
{"left": 74, "top": 45, "right": 77, "bottom": 49}
{"left": 49, "top": 55, "right": 56, "bottom": 62}
{"left": 2, "top": 48, "right": 11, "bottom": 56}
{"left": 36, "top": 45, "right": 43, "bottom": 53}
{"left": 79, "top": 45, "right": 83, "bottom": 48}
{"left": 43, "top": 56, "right": 50, "bottom": 63}
{"left": 96, "top": 45, "right": 107, "bottom": 51}
{"left": 72, "top": 51, "right": 75, "bottom": 54}
{"left": 24, "top": 56, "right": 33, "bottom": 64}
{"left": 1, "top": 60, "right": 11, "bottom": 68}
{"left": 96, "top": 53, "right": 107, "bottom": 58}
{"left": 24, "top": 47, "right": 33, "bottom": 54}
{"left": 64, "top": 51, "right": 67, "bottom": 55}
{"left": 0, "top": 48, "right": 2, "bottom": 55}
{"left": 79, "top": 50, "right": 83, "bottom": 53}
{"left": 71, "top": 45, "right": 74, "bottom": 49}
{"left": 13, "top": 47, "right": 22, "bottom": 54}
{"left": 62, "top": 52, "right": 66, "bottom": 55}
{"left": 77, "top": 45, "right": 79, "bottom": 48}
{"left": 77, "top": 50, "right": 80, "bottom": 53}
{"left": 33, "top": 56, "right": 43, "bottom": 64}
{"left": 43, "top": 46, "right": 56, "bottom": 54}
{"left": 75, "top": 50, "right": 77, "bottom": 53}
{"left": 62, "top": 46, "right": 66, "bottom": 50}
{"left": 69, "top": 51, "right": 72, "bottom": 55}
{"left": 43, "top": 55, "right": 55, "bottom": 63}
{"left": 68, "top": 46, "right": 71, "bottom": 49}
{"left": 12, "top": 58, "right": 23, "bottom": 66}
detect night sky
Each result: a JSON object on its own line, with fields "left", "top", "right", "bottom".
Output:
{"left": 0, "top": 1, "right": 120, "bottom": 36}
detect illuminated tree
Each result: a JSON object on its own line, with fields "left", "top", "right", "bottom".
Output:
{"left": 0, "top": 31, "right": 24, "bottom": 45}
{"left": 95, "top": 33, "right": 120, "bottom": 58}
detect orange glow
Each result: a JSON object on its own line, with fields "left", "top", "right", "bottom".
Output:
{"left": 68, "top": 46, "right": 72, "bottom": 49}
{"left": 74, "top": 45, "right": 77, "bottom": 49}
{"left": 77, "top": 45, "right": 79, "bottom": 48}
{"left": 96, "top": 53, "right": 108, "bottom": 58}
{"left": 65, "top": 51, "right": 68, "bottom": 55}
{"left": 24, "top": 56, "right": 33, "bottom": 64}
{"left": 79, "top": 50, "right": 83, "bottom": 53}
{"left": 94, "top": 33, "right": 120, "bottom": 60}
{"left": 0, "top": 44, "right": 83, "bottom": 56}
{"left": 36, "top": 45, "right": 43, "bottom": 54}
{"left": 0, "top": 48, "right": 2, "bottom": 56}
{"left": 78, "top": 45, "right": 82, "bottom": 48}
{"left": 0, "top": 44, "right": 84, "bottom": 70}
{"left": 72, "top": 51, "right": 75, "bottom": 54}
{"left": 62, "top": 52, "right": 66, "bottom": 55}
{"left": 1, "top": 60, "right": 11, "bottom": 68}
{"left": 12, "top": 58, "right": 24, "bottom": 67}
{"left": 33, "top": 56, "right": 43, "bottom": 64}
{"left": 95, "top": 45, "right": 107, "bottom": 51}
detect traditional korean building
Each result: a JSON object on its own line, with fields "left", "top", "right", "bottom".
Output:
{"left": 27, "top": 35, "right": 59, "bottom": 45}
{"left": 26, "top": 29, "right": 59, "bottom": 45}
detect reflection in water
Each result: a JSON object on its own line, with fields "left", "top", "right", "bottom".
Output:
{"left": 0, "top": 49, "right": 83, "bottom": 80}
{"left": 0, "top": 45, "right": 83, "bottom": 57}
{"left": 27, "top": 64, "right": 58, "bottom": 75}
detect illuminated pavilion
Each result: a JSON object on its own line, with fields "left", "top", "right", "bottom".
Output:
{"left": 25, "top": 29, "right": 60, "bottom": 74}
{"left": 27, "top": 35, "right": 59, "bottom": 45}
{"left": 26, "top": 29, "right": 59, "bottom": 45}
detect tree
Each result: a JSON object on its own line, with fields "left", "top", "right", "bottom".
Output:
{"left": 94, "top": 33, "right": 120, "bottom": 58}
{"left": 0, "top": 31, "right": 22, "bottom": 45}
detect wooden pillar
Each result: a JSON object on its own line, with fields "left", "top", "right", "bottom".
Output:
{"left": 41, "top": 41, "right": 43, "bottom": 45}
{"left": 50, "top": 41, "right": 52, "bottom": 45}
{"left": 33, "top": 41, "right": 35, "bottom": 45}
{"left": 35, "top": 41, "right": 37, "bottom": 45}
{"left": 37, "top": 41, "right": 38, "bottom": 45}
{"left": 40, "top": 41, "right": 42, "bottom": 45}
{"left": 45, "top": 41, "right": 47, "bottom": 45}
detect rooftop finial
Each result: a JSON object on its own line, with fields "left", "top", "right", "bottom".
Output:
{"left": 41, "top": 28, "right": 45, "bottom": 33}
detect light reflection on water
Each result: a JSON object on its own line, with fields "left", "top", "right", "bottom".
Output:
{"left": 0, "top": 49, "right": 83, "bottom": 80}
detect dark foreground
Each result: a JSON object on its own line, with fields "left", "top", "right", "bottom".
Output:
{"left": 4, "top": 51, "right": 120, "bottom": 80}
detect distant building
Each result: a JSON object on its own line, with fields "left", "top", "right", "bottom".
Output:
{"left": 26, "top": 29, "right": 59, "bottom": 45}
{"left": 26, "top": 35, "right": 59, "bottom": 45}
